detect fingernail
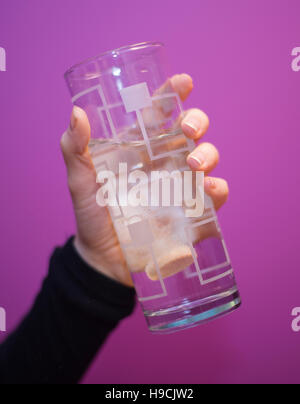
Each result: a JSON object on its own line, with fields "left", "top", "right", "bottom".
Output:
{"left": 182, "top": 119, "right": 201, "bottom": 138}
{"left": 187, "top": 153, "right": 205, "bottom": 170}
{"left": 70, "top": 106, "right": 80, "bottom": 131}
{"left": 205, "top": 177, "right": 216, "bottom": 191}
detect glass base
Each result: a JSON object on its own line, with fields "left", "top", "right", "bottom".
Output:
{"left": 145, "top": 289, "right": 241, "bottom": 334}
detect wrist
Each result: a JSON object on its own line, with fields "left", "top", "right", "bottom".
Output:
{"left": 73, "top": 236, "right": 133, "bottom": 287}
{"left": 74, "top": 236, "right": 113, "bottom": 276}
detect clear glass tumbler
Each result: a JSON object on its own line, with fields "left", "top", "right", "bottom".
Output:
{"left": 65, "top": 42, "right": 241, "bottom": 333}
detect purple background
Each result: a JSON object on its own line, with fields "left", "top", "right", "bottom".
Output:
{"left": 0, "top": 0, "right": 300, "bottom": 384}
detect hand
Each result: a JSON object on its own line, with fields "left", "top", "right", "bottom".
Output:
{"left": 60, "top": 74, "right": 229, "bottom": 287}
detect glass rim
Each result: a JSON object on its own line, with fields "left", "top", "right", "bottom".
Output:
{"left": 64, "top": 41, "right": 164, "bottom": 78}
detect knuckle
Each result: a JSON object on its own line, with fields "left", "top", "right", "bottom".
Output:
{"left": 60, "top": 131, "right": 69, "bottom": 153}
{"left": 222, "top": 179, "right": 230, "bottom": 197}
{"left": 214, "top": 146, "right": 220, "bottom": 163}
{"left": 67, "top": 176, "right": 78, "bottom": 197}
{"left": 205, "top": 113, "right": 210, "bottom": 128}
{"left": 201, "top": 142, "right": 219, "bottom": 160}
{"left": 194, "top": 108, "right": 209, "bottom": 121}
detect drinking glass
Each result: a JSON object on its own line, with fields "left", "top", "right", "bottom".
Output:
{"left": 65, "top": 42, "right": 241, "bottom": 333}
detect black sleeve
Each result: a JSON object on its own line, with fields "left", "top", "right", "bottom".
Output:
{"left": 0, "top": 237, "right": 136, "bottom": 384}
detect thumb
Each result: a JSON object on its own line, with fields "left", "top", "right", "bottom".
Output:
{"left": 61, "top": 106, "right": 90, "bottom": 164}
{"left": 60, "top": 106, "right": 97, "bottom": 198}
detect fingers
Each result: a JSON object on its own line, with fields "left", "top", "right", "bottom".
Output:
{"left": 157, "top": 73, "right": 193, "bottom": 101}
{"left": 149, "top": 74, "right": 193, "bottom": 120}
{"left": 204, "top": 177, "right": 229, "bottom": 210}
{"left": 170, "top": 74, "right": 193, "bottom": 101}
{"left": 161, "top": 77, "right": 210, "bottom": 142}
{"left": 60, "top": 107, "right": 97, "bottom": 199}
{"left": 187, "top": 142, "right": 219, "bottom": 174}
{"left": 186, "top": 142, "right": 228, "bottom": 210}
{"left": 60, "top": 106, "right": 90, "bottom": 162}
{"left": 181, "top": 108, "right": 210, "bottom": 140}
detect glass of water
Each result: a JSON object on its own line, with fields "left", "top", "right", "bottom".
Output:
{"left": 65, "top": 42, "right": 241, "bottom": 333}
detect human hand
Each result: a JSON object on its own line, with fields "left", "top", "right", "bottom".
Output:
{"left": 60, "top": 74, "right": 229, "bottom": 286}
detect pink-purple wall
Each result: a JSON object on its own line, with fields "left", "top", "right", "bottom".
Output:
{"left": 0, "top": 0, "right": 300, "bottom": 384}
